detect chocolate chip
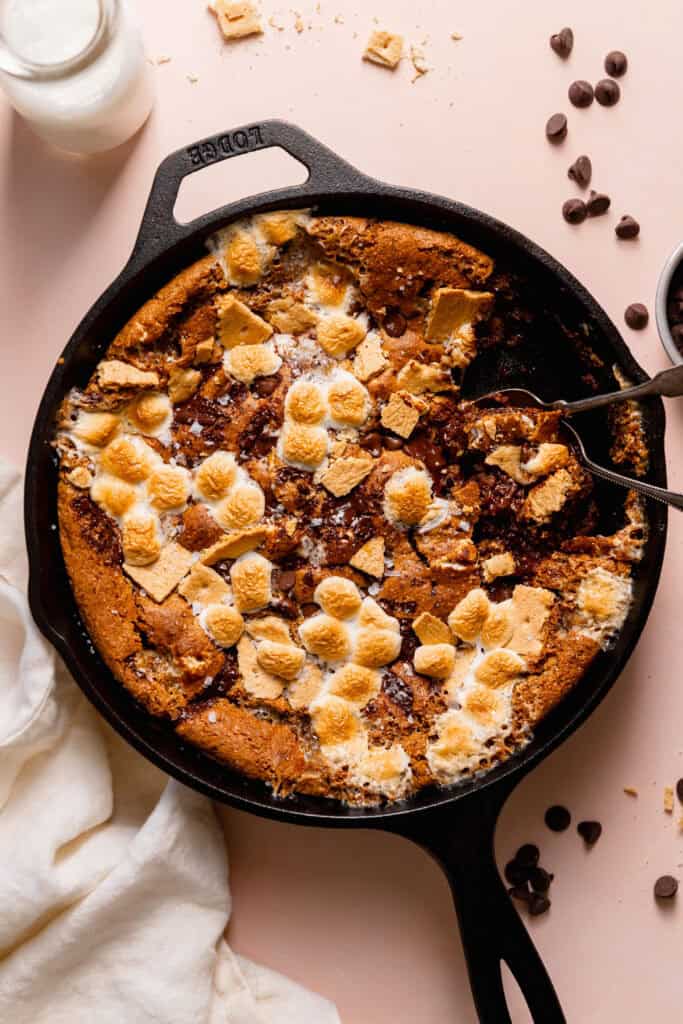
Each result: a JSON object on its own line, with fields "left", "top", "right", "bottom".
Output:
{"left": 508, "top": 884, "right": 532, "bottom": 903}
{"left": 545, "top": 805, "right": 571, "bottom": 832}
{"left": 359, "top": 431, "right": 383, "bottom": 456}
{"left": 568, "top": 154, "right": 592, "bottom": 188}
{"left": 546, "top": 113, "right": 568, "bottom": 143}
{"left": 516, "top": 844, "right": 540, "bottom": 869}
{"left": 529, "top": 867, "right": 554, "bottom": 893}
{"left": 577, "top": 820, "right": 602, "bottom": 845}
{"left": 586, "top": 190, "right": 611, "bottom": 216}
{"left": 595, "top": 78, "right": 620, "bottom": 106}
{"left": 654, "top": 875, "right": 678, "bottom": 900}
{"left": 382, "top": 435, "right": 404, "bottom": 451}
{"left": 563, "top": 198, "right": 587, "bottom": 224}
{"left": 550, "top": 26, "right": 573, "bottom": 58}
{"left": 383, "top": 310, "right": 407, "bottom": 338}
{"left": 569, "top": 80, "right": 594, "bottom": 108}
{"left": 615, "top": 215, "right": 640, "bottom": 239}
{"left": 278, "top": 570, "right": 296, "bottom": 592}
{"left": 528, "top": 893, "right": 552, "bottom": 916}
{"left": 605, "top": 50, "right": 627, "bottom": 77}
{"left": 624, "top": 303, "right": 649, "bottom": 330}
{"left": 505, "top": 859, "right": 531, "bottom": 886}
{"left": 252, "top": 376, "right": 279, "bottom": 397}
{"left": 677, "top": 779, "right": 683, "bottom": 803}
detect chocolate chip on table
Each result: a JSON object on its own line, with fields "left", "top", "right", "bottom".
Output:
{"left": 563, "top": 198, "right": 587, "bottom": 224}
{"left": 516, "top": 843, "right": 540, "bottom": 869}
{"left": 568, "top": 154, "right": 592, "bottom": 188}
{"left": 505, "top": 859, "right": 531, "bottom": 886}
{"left": 546, "top": 113, "right": 568, "bottom": 143}
{"left": 605, "top": 50, "right": 628, "bottom": 77}
{"left": 529, "top": 867, "right": 554, "bottom": 893}
{"left": 528, "top": 893, "right": 552, "bottom": 916}
{"left": 595, "top": 78, "right": 620, "bottom": 106}
{"left": 568, "top": 80, "right": 594, "bottom": 108}
{"left": 615, "top": 215, "right": 640, "bottom": 239}
{"left": 550, "top": 26, "right": 574, "bottom": 58}
{"left": 624, "top": 302, "right": 649, "bottom": 330}
{"left": 577, "top": 820, "right": 603, "bottom": 845}
{"left": 654, "top": 875, "right": 678, "bottom": 900}
{"left": 545, "top": 805, "right": 571, "bottom": 832}
{"left": 508, "top": 883, "right": 532, "bottom": 903}
{"left": 586, "top": 190, "right": 611, "bottom": 216}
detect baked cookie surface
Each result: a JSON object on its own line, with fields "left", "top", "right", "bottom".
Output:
{"left": 55, "top": 212, "right": 646, "bottom": 804}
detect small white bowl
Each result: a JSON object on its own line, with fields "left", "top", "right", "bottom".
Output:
{"left": 655, "top": 241, "right": 683, "bottom": 365}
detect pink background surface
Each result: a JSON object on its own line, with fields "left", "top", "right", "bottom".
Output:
{"left": 2, "top": 1, "right": 683, "bottom": 1020}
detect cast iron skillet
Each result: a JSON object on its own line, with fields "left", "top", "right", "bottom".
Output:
{"left": 25, "top": 121, "right": 667, "bottom": 1022}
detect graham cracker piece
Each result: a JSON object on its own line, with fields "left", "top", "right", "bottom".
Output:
{"left": 380, "top": 392, "right": 420, "bottom": 439}
{"left": 664, "top": 786, "right": 674, "bottom": 813}
{"left": 482, "top": 552, "right": 516, "bottom": 583}
{"left": 396, "top": 359, "right": 453, "bottom": 394}
{"left": 522, "top": 469, "right": 574, "bottom": 522}
{"left": 169, "top": 366, "right": 201, "bottom": 404}
{"left": 194, "top": 338, "right": 216, "bottom": 364}
{"left": 266, "top": 297, "right": 318, "bottom": 335}
{"left": 349, "top": 536, "right": 385, "bottom": 577}
{"left": 363, "top": 30, "right": 404, "bottom": 69}
{"left": 200, "top": 526, "right": 267, "bottom": 564}
{"left": 353, "top": 334, "right": 388, "bottom": 382}
{"left": 413, "top": 611, "right": 452, "bottom": 646}
{"left": 123, "top": 542, "right": 194, "bottom": 603}
{"left": 425, "top": 288, "right": 494, "bottom": 342}
{"left": 217, "top": 293, "right": 273, "bottom": 348}
{"left": 209, "top": 0, "right": 262, "bottom": 40}
{"left": 321, "top": 454, "right": 374, "bottom": 497}
{"left": 97, "top": 360, "right": 159, "bottom": 390}
{"left": 179, "top": 563, "right": 231, "bottom": 607}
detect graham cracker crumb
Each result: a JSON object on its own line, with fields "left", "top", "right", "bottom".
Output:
{"left": 380, "top": 392, "right": 421, "bottom": 439}
{"left": 665, "top": 786, "right": 674, "bottom": 813}
{"left": 623, "top": 786, "right": 638, "bottom": 797}
{"left": 349, "top": 536, "right": 385, "bottom": 577}
{"left": 410, "top": 45, "right": 429, "bottom": 82}
{"left": 363, "top": 30, "right": 403, "bottom": 69}
{"left": 210, "top": 0, "right": 263, "bottom": 40}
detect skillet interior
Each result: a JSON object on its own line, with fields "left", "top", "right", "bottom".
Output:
{"left": 25, "top": 184, "right": 667, "bottom": 828}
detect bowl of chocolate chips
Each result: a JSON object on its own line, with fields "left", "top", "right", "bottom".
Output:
{"left": 656, "top": 242, "right": 683, "bottom": 364}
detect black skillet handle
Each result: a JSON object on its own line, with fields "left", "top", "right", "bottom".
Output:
{"left": 388, "top": 781, "right": 565, "bottom": 1023}
{"left": 131, "top": 119, "right": 376, "bottom": 264}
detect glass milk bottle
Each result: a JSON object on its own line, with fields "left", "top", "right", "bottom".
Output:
{"left": 0, "top": 0, "right": 153, "bottom": 154}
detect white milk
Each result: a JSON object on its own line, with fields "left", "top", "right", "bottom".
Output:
{"left": 0, "top": 0, "right": 153, "bottom": 153}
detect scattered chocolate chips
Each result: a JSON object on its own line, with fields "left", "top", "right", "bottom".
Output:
{"left": 382, "top": 434, "right": 404, "bottom": 451}
{"left": 546, "top": 113, "right": 568, "bottom": 143}
{"left": 545, "top": 805, "right": 571, "bottom": 832}
{"left": 563, "top": 198, "right": 587, "bottom": 224}
{"left": 550, "top": 26, "right": 574, "bottom": 58}
{"left": 516, "top": 844, "right": 540, "bottom": 869}
{"left": 505, "top": 859, "right": 531, "bottom": 886}
{"left": 508, "top": 883, "right": 532, "bottom": 903}
{"left": 605, "top": 50, "right": 628, "bottom": 77}
{"left": 595, "top": 78, "right": 620, "bottom": 106}
{"left": 624, "top": 302, "right": 649, "bottom": 330}
{"left": 586, "top": 190, "right": 611, "bottom": 216}
{"left": 577, "top": 820, "right": 603, "bottom": 846}
{"left": 677, "top": 779, "right": 683, "bottom": 803}
{"left": 529, "top": 867, "right": 554, "bottom": 893}
{"left": 382, "top": 310, "right": 407, "bottom": 338}
{"left": 568, "top": 154, "right": 592, "bottom": 188}
{"left": 615, "top": 215, "right": 640, "bottom": 239}
{"left": 529, "top": 893, "right": 552, "bottom": 916}
{"left": 569, "top": 80, "right": 594, "bottom": 108}
{"left": 654, "top": 875, "right": 678, "bottom": 900}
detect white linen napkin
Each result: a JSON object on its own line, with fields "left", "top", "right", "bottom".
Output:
{"left": 0, "top": 461, "right": 340, "bottom": 1024}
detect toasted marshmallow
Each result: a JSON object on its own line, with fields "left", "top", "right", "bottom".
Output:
{"left": 285, "top": 380, "right": 328, "bottom": 425}
{"left": 203, "top": 604, "right": 244, "bottom": 647}
{"left": 448, "top": 588, "right": 491, "bottom": 643}
{"left": 327, "top": 373, "right": 370, "bottom": 427}
{"left": 414, "top": 643, "right": 456, "bottom": 679}
{"left": 358, "top": 597, "right": 399, "bottom": 632}
{"left": 353, "top": 744, "right": 411, "bottom": 800}
{"left": 311, "top": 697, "right": 364, "bottom": 760}
{"left": 256, "top": 211, "right": 300, "bottom": 245}
{"left": 279, "top": 422, "right": 328, "bottom": 469}
{"left": 215, "top": 483, "right": 265, "bottom": 529}
{"left": 427, "top": 710, "right": 478, "bottom": 777}
{"left": 168, "top": 366, "right": 201, "bottom": 404}
{"left": 100, "top": 435, "right": 154, "bottom": 483}
{"left": 225, "top": 229, "right": 262, "bottom": 286}
{"left": 245, "top": 615, "right": 292, "bottom": 644}
{"left": 524, "top": 443, "right": 569, "bottom": 478}
{"left": 299, "top": 614, "right": 351, "bottom": 663}
{"left": 147, "top": 465, "right": 191, "bottom": 511}
{"left": 316, "top": 315, "right": 366, "bottom": 358}
{"left": 384, "top": 467, "right": 433, "bottom": 526}
{"left": 195, "top": 451, "right": 238, "bottom": 501}
{"left": 121, "top": 511, "right": 161, "bottom": 566}
{"left": 179, "top": 563, "right": 231, "bottom": 607}
{"left": 314, "top": 576, "right": 362, "bottom": 620}
{"left": 90, "top": 475, "right": 137, "bottom": 518}
{"left": 72, "top": 411, "right": 120, "bottom": 448}
{"left": 128, "top": 392, "right": 172, "bottom": 434}
{"left": 230, "top": 551, "right": 272, "bottom": 612}
{"left": 353, "top": 627, "right": 401, "bottom": 669}
{"left": 480, "top": 602, "right": 513, "bottom": 649}
{"left": 462, "top": 685, "right": 505, "bottom": 728}
{"left": 474, "top": 648, "right": 524, "bottom": 688}
{"left": 327, "top": 663, "right": 380, "bottom": 707}
{"left": 225, "top": 342, "right": 281, "bottom": 384}
{"left": 256, "top": 640, "right": 305, "bottom": 680}
{"left": 308, "top": 261, "right": 351, "bottom": 308}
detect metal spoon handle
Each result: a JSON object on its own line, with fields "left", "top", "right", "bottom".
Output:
{"left": 556, "top": 363, "right": 683, "bottom": 415}
{"left": 582, "top": 456, "right": 683, "bottom": 510}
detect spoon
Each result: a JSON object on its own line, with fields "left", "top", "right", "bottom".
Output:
{"left": 475, "top": 362, "right": 683, "bottom": 416}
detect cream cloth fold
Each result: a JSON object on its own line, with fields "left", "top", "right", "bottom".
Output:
{"left": 0, "top": 461, "right": 340, "bottom": 1024}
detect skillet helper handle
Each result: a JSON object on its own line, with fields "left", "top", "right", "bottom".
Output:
{"left": 131, "top": 119, "right": 374, "bottom": 260}
{"left": 391, "top": 787, "right": 565, "bottom": 1024}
